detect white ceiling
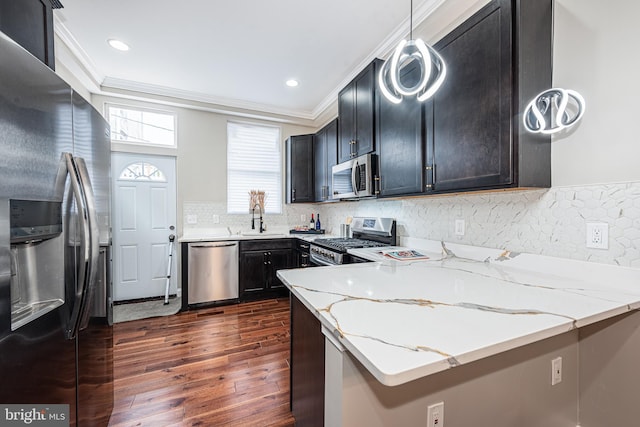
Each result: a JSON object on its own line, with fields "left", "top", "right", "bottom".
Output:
{"left": 54, "top": 0, "right": 444, "bottom": 120}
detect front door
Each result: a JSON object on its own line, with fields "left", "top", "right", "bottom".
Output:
{"left": 111, "top": 153, "right": 177, "bottom": 301}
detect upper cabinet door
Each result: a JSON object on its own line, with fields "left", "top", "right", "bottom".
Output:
{"left": 353, "top": 64, "right": 375, "bottom": 157}
{"left": 314, "top": 119, "right": 338, "bottom": 202}
{"left": 314, "top": 128, "right": 328, "bottom": 202}
{"left": 338, "top": 60, "right": 379, "bottom": 163}
{"left": 377, "top": 61, "right": 424, "bottom": 197}
{"left": 426, "top": 0, "right": 512, "bottom": 193}
{"left": 0, "top": 0, "right": 55, "bottom": 70}
{"left": 425, "top": 0, "right": 552, "bottom": 194}
{"left": 338, "top": 84, "right": 356, "bottom": 163}
{"left": 286, "top": 134, "right": 314, "bottom": 203}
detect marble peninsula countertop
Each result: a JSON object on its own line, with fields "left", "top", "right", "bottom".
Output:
{"left": 277, "top": 240, "right": 640, "bottom": 387}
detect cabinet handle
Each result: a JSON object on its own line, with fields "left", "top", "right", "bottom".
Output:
{"left": 300, "top": 244, "right": 309, "bottom": 249}
{"left": 425, "top": 164, "right": 435, "bottom": 190}
{"left": 292, "top": 188, "right": 296, "bottom": 201}
{"left": 374, "top": 176, "right": 380, "bottom": 195}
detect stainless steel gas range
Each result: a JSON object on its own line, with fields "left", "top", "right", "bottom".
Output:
{"left": 309, "top": 217, "right": 396, "bottom": 266}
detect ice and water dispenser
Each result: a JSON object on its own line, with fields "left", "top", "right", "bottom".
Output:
{"left": 8, "top": 199, "right": 65, "bottom": 330}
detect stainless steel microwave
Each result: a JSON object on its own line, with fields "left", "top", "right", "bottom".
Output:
{"left": 331, "top": 153, "right": 376, "bottom": 199}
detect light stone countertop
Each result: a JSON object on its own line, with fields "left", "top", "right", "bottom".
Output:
{"left": 178, "top": 227, "right": 337, "bottom": 243}
{"left": 277, "top": 240, "right": 640, "bottom": 387}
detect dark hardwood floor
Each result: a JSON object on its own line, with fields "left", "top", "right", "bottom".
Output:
{"left": 108, "top": 298, "right": 295, "bottom": 427}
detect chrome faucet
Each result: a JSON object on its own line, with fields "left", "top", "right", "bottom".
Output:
{"left": 251, "top": 203, "right": 264, "bottom": 233}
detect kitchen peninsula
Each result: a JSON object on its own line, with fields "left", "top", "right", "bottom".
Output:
{"left": 278, "top": 240, "right": 640, "bottom": 427}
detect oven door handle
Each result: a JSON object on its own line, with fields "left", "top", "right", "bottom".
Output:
{"left": 310, "top": 253, "right": 336, "bottom": 266}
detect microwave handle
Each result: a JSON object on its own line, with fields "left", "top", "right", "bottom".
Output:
{"left": 351, "top": 160, "right": 359, "bottom": 196}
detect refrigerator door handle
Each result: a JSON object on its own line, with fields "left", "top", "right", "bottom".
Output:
{"left": 73, "top": 157, "right": 100, "bottom": 334}
{"left": 64, "top": 154, "right": 99, "bottom": 339}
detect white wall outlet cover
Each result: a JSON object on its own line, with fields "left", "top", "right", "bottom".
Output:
{"left": 186, "top": 214, "right": 198, "bottom": 225}
{"left": 212, "top": 214, "right": 220, "bottom": 224}
{"left": 455, "top": 219, "right": 465, "bottom": 236}
{"left": 427, "top": 401, "right": 444, "bottom": 427}
{"left": 551, "top": 356, "right": 562, "bottom": 385}
{"left": 586, "top": 222, "right": 609, "bottom": 249}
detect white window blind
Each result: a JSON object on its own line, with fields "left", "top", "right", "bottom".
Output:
{"left": 227, "top": 122, "right": 282, "bottom": 214}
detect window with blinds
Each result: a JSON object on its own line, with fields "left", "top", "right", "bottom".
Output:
{"left": 227, "top": 122, "right": 282, "bottom": 214}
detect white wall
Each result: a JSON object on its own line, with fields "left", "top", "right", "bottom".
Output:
{"left": 91, "top": 94, "right": 316, "bottom": 234}
{"left": 552, "top": 0, "right": 640, "bottom": 186}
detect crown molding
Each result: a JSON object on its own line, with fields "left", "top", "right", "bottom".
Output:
{"left": 100, "top": 77, "right": 316, "bottom": 121}
{"left": 54, "top": 0, "right": 446, "bottom": 123}
{"left": 53, "top": 15, "right": 104, "bottom": 87}
{"left": 97, "top": 81, "right": 317, "bottom": 127}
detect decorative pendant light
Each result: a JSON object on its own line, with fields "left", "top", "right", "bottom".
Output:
{"left": 523, "top": 88, "right": 586, "bottom": 135}
{"left": 379, "top": 0, "right": 447, "bottom": 104}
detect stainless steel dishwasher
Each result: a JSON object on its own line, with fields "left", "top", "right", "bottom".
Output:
{"left": 188, "top": 241, "right": 239, "bottom": 304}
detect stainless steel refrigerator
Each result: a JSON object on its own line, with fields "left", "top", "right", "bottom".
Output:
{"left": 0, "top": 31, "right": 113, "bottom": 426}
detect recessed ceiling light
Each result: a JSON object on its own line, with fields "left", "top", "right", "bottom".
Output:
{"left": 108, "top": 39, "right": 130, "bottom": 51}
{"left": 286, "top": 79, "right": 299, "bottom": 87}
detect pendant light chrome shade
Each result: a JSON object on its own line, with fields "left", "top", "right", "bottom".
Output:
{"left": 523, "top": 88, "right": 586, "bottom": 134}
{"left": 379, "top": 0, "right": 447, "bottom": 104}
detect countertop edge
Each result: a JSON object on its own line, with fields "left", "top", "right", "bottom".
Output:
{"left": 278, "top": 255, "right": 640, "bottom": 387}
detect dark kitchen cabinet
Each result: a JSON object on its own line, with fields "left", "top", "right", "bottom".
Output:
{"left": 424, "top": 0, "right": 552, "bottom": 193}
{"left": 314, "top": 119, "right": 338, "bottom": 202}
{"left": 0, "top": 0, "right": 57, "bottom": 70}
{"left": 290, "top": 293, "right": 325, "bottom": 427}
{"left": 239, "top": 239, "right": 295, "bottom": 300}
{"left": 376, "top": 60, "right": 424, "bottom": 197}
{"left": 338, "top": 60, "right": 381, "bottom": 163}
{"left": 286, "top": 134, "right": 314, "bottom": 203}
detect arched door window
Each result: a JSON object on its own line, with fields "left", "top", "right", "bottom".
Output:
{"left": 118, "top": 162, "right": 167, "bottom": 182}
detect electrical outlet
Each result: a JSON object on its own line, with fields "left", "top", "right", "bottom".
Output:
{"left": 427, "top": 402, "right": 444, "bottom": 427}
{"left": 586, "top": 223, "right": 608, "bottom": 249}
{"left": 186, "top": 214, "right": 198, "bottom": 225}
{"left": 301, "top": 214, "right": 306, "bottom": 223}
{"left": 551, "top": 357, "right": 562, "bottom": 385}
{"left": 454, "top": 219, "right": 465, "bottom": 236}
{"left": 212, "top": 214, "right": 220, "bottom": 224}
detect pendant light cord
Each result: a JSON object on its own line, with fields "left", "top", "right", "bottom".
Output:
{"left": 410, "top": 0, "right": 413, "bottom": 40}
